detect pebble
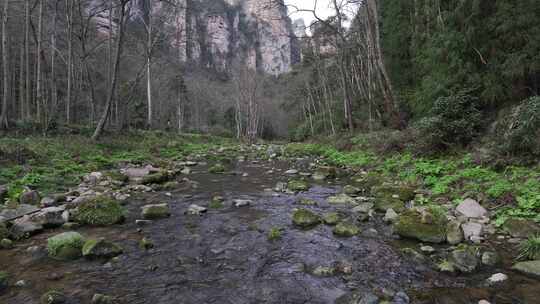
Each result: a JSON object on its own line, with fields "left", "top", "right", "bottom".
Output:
{"left": 15, "top": 280, "right": 27, "bottom": 287}
{"left": 487, "top": 273, "right": 508, "bottom": 285}
{"left": 420, "top": 245, "right": 435, "bottom": 253}
{"left": 233, "top": 199, "right": 252, "bottom": 207}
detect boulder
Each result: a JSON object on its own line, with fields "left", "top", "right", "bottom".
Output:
{"left": 285, "top": 169, "right": 299, "bottom": 175}
{"left": 333, "top": 222, "right": 360, "bottom": 237}
{"left": 187, "top": 204, "right": 207, "bottom": 215}
{"left": 0, "top": 204, "right": 40, "bottom": 221}
{"left": 91, "top": 293, "right": 115, "bottom": 304}
{"left": 233, "top": 199, "right": 252, "bottom": 207}
{"left": 481, "top": 251, "right": 500, "bottom": 266}
{"left": 141, "top": 203, "right": 170, "bottom": 219}
{"left": 40, "top": 290, "right": 66, "bottom": 304}
{"left": 73, "top": 197, "right": 125, "bottom": 226}
{"left": 327, "top": 194, "right": 355, "bottom": 205}
{"left": 30, "top": 207, "right": 67, "bottom": 228}
{"left": 383, "top": 208, "right": 399, "bottom": 223}
{"left": 352, "top": 203, "right": 374, "bottom": 214}
{"left": 141, "top": 171, "right": 173, "bottom": 184}
{"left": 208, "top": 164, "right": 226, "bottom": 174}
{"left": 292, "top": 209, "right": 321, "bottom": 228}
{"left": 456, "top": 198, "right": 487, "bottom": 219}
{"left": 40, "top": 197, "right": 57, "bottom": 208}
{"left": 462, "top": 222, "right": 483, "bottom": 241}
{"left": 503, "top": 218, "right": 540, "bottom": 238}
{"left": 0, "top": 238, "right": 13, "bottom": 249}
{"left": 394, "top": 209, "right": 447, "bottom": 243}
{"left": 512, "top": 260, "right": 540, "bottom": 278}
{"left": 10, "top": 216, "right": 43, "bottom": 239}
{"left": 343, "top": 185, "right": 361, "bottom": 196}
{"left": 0, "top": 185, "right": 7, "bottom": 202}
{"left": 19, "top": 190, "right": 41, "bottom": 205}
{"left": 0, "top": 222, "right": 8, "bottom": 240}
{"left": 312, "top": 166, "right": 336, "bottom": 181}
{"left": 82, "top": 238, "right": 123, "bottom": 259}
{"left": 486, "top": 273, "right": 508, "bottom": 285}
{"left": 322, "top": 212, "right": 340, "bottom": 225}
{"left": 288, "top": 180, "right": 309, "bottom": 192}
{"left": 0, "top": 271, "right": 8, "bottom": 291}
{"left": 47, "top": 232, "right": 85, "bottom": 260}
{"left": 450, "top": 246, "right": 479, "bottom": 273}
{"left": 446, "top": 220, "right": 464, "bottom": 245}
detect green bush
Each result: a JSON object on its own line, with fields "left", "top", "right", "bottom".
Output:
{"left": 517, "top": 235, "right": 540, "bottom": 261}
{"left": 498, "top": 96, "right": 540, "bottom": 156}
{"left": 415, "top": 90, "right": 482, "bottom": 152}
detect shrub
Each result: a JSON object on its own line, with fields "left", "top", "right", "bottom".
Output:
{"left": 498, "top": 96, "right": 540, "bottom": 156}
{"left": 517, "top": 235, "right": 540, "bottom": 261}
{"left": 415, "top": 89, "right": 482, "bottom": 152}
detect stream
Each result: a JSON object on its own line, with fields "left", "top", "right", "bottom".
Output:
{"left": 1, "top": 158, "right": 539, "bottom": 303}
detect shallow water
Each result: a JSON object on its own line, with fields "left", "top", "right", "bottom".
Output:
{"left": 1, "top": 159, "right": 539, "bottom": 303}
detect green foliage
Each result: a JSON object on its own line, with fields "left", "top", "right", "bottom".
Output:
{"left": 416, "top": 90, "right": 482, "bottom": 151}
{"left": 284, "top": 143, "right": 375, "bottom": 167}
{"left": 517, "top": 235, "right": 540, "bottom": 261}
{"left": 73, "top": 197, "right": 125, "bottom": 226}
{"left": 498, "top": 96, "right": 540, "bottom": 156}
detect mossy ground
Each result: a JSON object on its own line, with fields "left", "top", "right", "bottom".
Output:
{"left": 0, "top": 131, "right": 233, "bottom": 204}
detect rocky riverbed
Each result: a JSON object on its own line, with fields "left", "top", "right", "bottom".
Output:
{"left": 1, "top": 145, "right": 540, "bottom": 303}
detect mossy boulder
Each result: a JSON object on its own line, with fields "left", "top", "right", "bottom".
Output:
{"left": 208, "top": 164, "right": 226, "bottom": 174}
{"left": 333, "top": 222, "right": 360, "bottom": 237}
{"left": 40, "top": 290, "right": 66, "bottom": 304}
{"left": 105, "top": 171, "right": 129, "bottom": 184}
{"left": 73, "top": 197, "right": 125, "bottom": 226}
{"left": 343, "top": 185, "right": 361, "bottom": 196}
{"left": 372, "top": 185, "right": 415, "bottom": 212}
{"left": 323, "top": 212, "right": 340, "bottom": 225}
{"left": 292, "top": 208, "right": 321, "bottom": 228}
{"left": 82, "top": 238, "right": 123, "bottom": 259}
{"left": 297, "top": 198, "right": 318, "bottom": 206}
{"left": 91, "top": 293, "right": 115, "bottom": 304}
{"left": 0, "top": 238, "right": 13, "bottom": 249}
{"left": 327, "top": 194, "right": 355, "bottom": 205}
{"left": 141, "top": 203, "right": 170, "bottom": 219}
{"left": 512, "top": 260, "right": 540, "bottom": 278}
{"left": 141, "top": 171, "right": 173, "bottom": 185}
{"left": 312, "top": 166, "right": 337, "bottom": 181}
{"left": 450, "top": 245, "right": 479, "bottom": 273}
{"left": 47, "top": 232, "right": 85, "bottom": 260}
{"left": 288, "top": 180, "right": 310, "bottom": 192}
{"left": 394, "top": 209, "right": 447, "bottom": 243}
{"left": 352, "top": 172, "right": 383, "bottom": 192}
{"left": 0, "top": 271, "right": 8, "bottom": 291}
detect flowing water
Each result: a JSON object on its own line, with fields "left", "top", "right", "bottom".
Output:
{"left": 1, "top": 159, "right": 539, "bottom": 303}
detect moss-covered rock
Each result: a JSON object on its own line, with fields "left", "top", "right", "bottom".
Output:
{"left": 372, "top": 185, "right": 415, "bottom": 212}
{"left": 47, "top": 232, "right": 85, "bottom": 260}
{"left": 503, "top": 218, "right": 540, "bottom": 238}
{"left": 82, "top": 238, "right": 123, "bottom": 259}
{"left": 312, "top": 166, "right": 337, "bottom": 181}
{"left": 297, "top": 198, "right": 318, "bottom": 206}
{"left": 327, "top": 194, "right": 355, "bottom": 205}
{"left": 139, "top": 237, "right": 154, "bottom": 250}
{"left": 40, "top": 290, "right": 66, "bottom": 304}
{"left": 141, "top": 171, "right": 173, "bottom": 185}
{"left": 450, "top": 245, "right": 479, "bottom": 273}
{"left": 0, "top": 238, "right": 13, "bottom": 249}
{"left": 343, "top": 185, "right": 361, "bottom": 195}
{"left": 352, "top": 171, "right": 383, "bottom": 192}
{"left": 91, "top": 293, "right": 115, "bottom": 304}
{"left": 323, "top": 212, "right": 340, "bottom": 225}
{"left": 512, "top": 260, "right": 540, "bottom": 278}
{"left": 0, "top": 271, "right": 8, "bottom": 291}
{"left": 333, "top": 222, "right": 360, "bottom": 237}
{"left": 105, "top": 171, "right": 129, "bottom": 184}
{"left": 394, "top": 209, "right": 447, "bottom": 243}
{"left": 288, "top": 180, "right": 310, "bottom": 192}
{"left": 73, "top": 197, "right": 125, "bottom": 226}
{"left": 292, "top": 208, "right": 321, "bottom": 228}
{"left": 141, "top": 203, "right": 170, "bottom": 219}
{"left": 208, "top": 164, "right": 226, "bottom": 174}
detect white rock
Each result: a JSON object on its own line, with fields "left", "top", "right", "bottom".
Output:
{"left": 462, "top": 221, "right": 484, "bottom": 240}
{"left": 285, "top": 169, "right": 299, "bottom": 175}
{"left": 478, "top": 300, "right": 491, "bottom": 304}
{"left": 487, "top": 273, "right": 508, "bottom": 285}
{"left": 187, "top": 204, "right": 207, "bottom": 216}
{"left": 383, "top": 208, "right": 399, "bottom": 223}
{"left": 233, "top": 199, "right": 252, "bottom": 207}
{"left": 456, "top": 198, "right": 487, "bottom": 218}
{"left": 420, "top": 245, "right": 436, "bottom": 253}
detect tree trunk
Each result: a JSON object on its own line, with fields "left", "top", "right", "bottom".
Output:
{"left": 0, "top": 0, "right": 9, "bottom": 129}
{"left": 24, "top": 0, "right": 30, "bottom": 121}
{"left": 35, "top": 0, "right": 43, "bottom": 125}
{"left": 65, "top": 0, "right": 73, "bottom": 124}
{"left": 92, "top": 0, "right": 129, "bottom": 140}
{"left": 146, "top": 2, "right": 153, "bottom": 129}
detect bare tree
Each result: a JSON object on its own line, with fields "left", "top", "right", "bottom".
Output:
{"left": 0, "top": 0, "right": 9, "bottom": 129}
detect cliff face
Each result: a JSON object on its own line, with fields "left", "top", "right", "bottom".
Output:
{"left": 179, "top": 0, "right": 297, "bottom": 75}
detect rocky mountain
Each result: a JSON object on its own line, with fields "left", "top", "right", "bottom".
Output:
{"left": 112, "top": 0, "right": 299, "bottom": 75}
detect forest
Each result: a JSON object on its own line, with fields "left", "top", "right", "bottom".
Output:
{"left": 0, "top": 0, "right": 540, "bottom": 303}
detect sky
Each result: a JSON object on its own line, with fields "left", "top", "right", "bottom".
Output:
{"left": 284, "top": 0, "right": 335, "bottom": 27}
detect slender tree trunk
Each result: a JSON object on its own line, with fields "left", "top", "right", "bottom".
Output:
{"left": 24, "top": 0, "right": 30, "bottom": 121}
{"left": 92, "top": 0, "right": 129, "bottom": 140}
{"left": 47, "top": 0, "right": 59, "bottom": 130}
{"left": 146, "top": 4, "right": 153, "bottom": 129}
{"left": 19, "top": 42, "right": 24, "bottom": 120}
{"left": 65, "top": 0, "right": 73, "bottom": 124}
{"left": 35, "top": 0, "right": 43, "bottom": 125}
{"left": 0, "top": 0, "right": 9, "bottom": 129}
